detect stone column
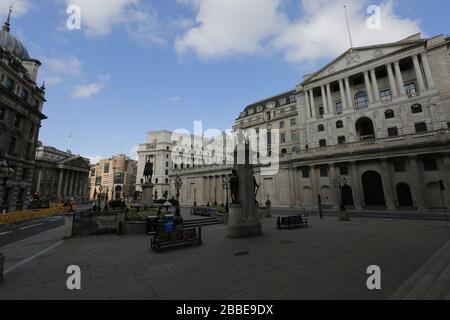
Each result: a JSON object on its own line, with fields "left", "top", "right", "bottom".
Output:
{"left": 309, "top": 90, "right": 316, "bottom": 119}
{"left": 409, "top": 156, "right": 425, "bottom": 211}
{"left": 321, "top": 85, "right": 328, "bottom": 116}
{"left": 370, "top": 69, "right": 380, "bottom": 102}
{"left": 364, "top": 71, "right": 374, "bottom": 104}
{"left": 339, "top": 79, "right": 348, "bottom": 110}
{"left": 394, "top": 61, "right": 406, "bottom": 96}
{"left": 387, "top": 63, "right": 399, "bottom": 98}
{"left": 412, "top": 55, "right": 426, "bottom": 92}
{"left": 381, "top": 160, "right": 396, "bottom": 211}
{"left": 350, "top": 162, "right": 363, "bottom": 210}
{"left": 36, "top": 169, "right": 42, "bottom": 194}
{"left": 57, "top": 169, "right": 64, "bottom": 200}
{"left": 326, "top": 83, "right": 333, "bottom": 115}
{"left": 421, "top": 53, "right": 435, "bottom": 89}
{"left": 309, "top": 165, "right": 318, "bottom": 209}
{"left": 329, "top": 164, "right": 339, "bottom": 210}
{"left": 304, "top": 91, "right": 311, "bottom": 119}
{"left": 344, "top": 77, "right": 354, "bottom": 109}
{"left": 74, "top": 172, "right": 79, "bottom": 199}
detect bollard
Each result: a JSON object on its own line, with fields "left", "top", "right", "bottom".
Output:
{"left": 0, "top": 253, "right": 5, "bottom": 283}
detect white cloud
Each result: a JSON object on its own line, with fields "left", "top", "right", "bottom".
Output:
{"left": 176, "top": 0, "right": 422, "bottom": 63}
{"left": 129, "top": 145, "right": 139, "bottom": 160}
{"left": 71, "top": 74, "right": 110, "bottom": 99}
{"left": 86, "top": 155, "right": 105, "bottom": 164}
{"left": 175, "top": 0, "right": 286, "bottom": 60}
{"left": 42, "top": 56, "right": 82, "bottom": 86}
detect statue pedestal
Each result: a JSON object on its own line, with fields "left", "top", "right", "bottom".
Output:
{"left": 141, "top": 183, "right": 154, "bottom": 207}
{"left": 228, "top": 204, "right": 262, "bottom": 238}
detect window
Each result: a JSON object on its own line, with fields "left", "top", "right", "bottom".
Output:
{"left": 320, "top": 167, "right": 328, "bottom": 177}
{"left": 290, "top": 118, "right": 297, "bottom": 126}
{"left": 155, "top": 178, "right": 159, "bottom": 184}
{"left": 95, "top": 177, "right": 102, "bottom": 186}
{"left": 338, "top": 136, "right": 346, "bottom": 145}
{"left": 266, "top": 112, "right": 271, "bottom": 121}
{"left": 415, "top": 122, "right": 428, "bottom": 133}
{"left": 302, "top": 167, "right": 310, "bottom": 178}
{"left": 385, "top": 110, "right": 395, "bottom": 119}
{"left": 8, "top": 137, "right": 16, "bottom": 153}
{"left": 279, "top": 98, "right": 287, "bottom": 105}
{"left": 292, "top": 146, "right": 300, "bottom": 153}
{"left": 405, "top": 83, "right": 418, "bottom": 98}
{"left": 318, "top": 124, "right": 325, "bottom": 132}
{"left": 281, "top": 148, "right": 287, "bottom": 155}
{"left": 411, "top": 104, "right": 423, "bottom": 114}
{"left": 279, "top": 121, "right": 285, "bottom": 129}
{"left": 319, "top": 139, "right": 327, "bottom": 148}
{"left": 318, "top": 107, "right": 325, "bottom": 118}
{"left": 423, "top": 159, "right": 438, "bottom": 171}
{"left": 393, "top": 161, "right": 406, "bottom": 173}
{"left": 339, "top": 166, "right": 348, "bottom": 176}
{"left": 355, "top": 91, "right": 369, "bottom": 110}
{"left": 165, "top": 170, "right": 169, "bottom": 176}
{"left": 280, "top": 132, "right": 286, "bottom": 143}
{"left": 165, "top": 179, "right": 169, "bottom": 184}
{"left": 335, "top": 102, "right": 343, "bottom": 115}
{"left": 388, "top": 127, "right": 399, "bottom": 137}
{"left": 166, "top": 162, "right": 169, "bottom": 168}
{"left": 12, "top": 113, "right": 21, "bottom": 128}
{"left": 114, "top": 173, "right": 124, "bottom": 184}
{"left": 336, "top": 121, "right": 344, "bottom": 129}
{"left": 380, "top": 89, "right": 392, "bottom": 103}
{"left": 291, "top": 130, "right": 299, "bottom": 142}
{"left": 0, "top": 106, "right": 4, "bottom": 120}
{"left": 20, "top": 89, "right": 29, "bottom": 100}
{"left": 103, "top": 163, "right": 110, "bottom": 174}
{"left": 90, "top": 169, "right": 96, "bottom": 177}
{"left": 290, "top": 95, "right": 297, "bottom": 103}
{"left": 5, "top": 78, "right": 14, "bottom": 90}
{"left": 31, "top": 98, "right": 39, "bottom": 110}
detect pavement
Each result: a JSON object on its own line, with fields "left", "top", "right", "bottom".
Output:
{"left": 0, "top": 214, "right": 449, "bottom": 300}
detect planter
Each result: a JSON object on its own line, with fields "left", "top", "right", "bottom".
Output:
{"left": 124, "top": 221, "right": 147, "bottom": 234}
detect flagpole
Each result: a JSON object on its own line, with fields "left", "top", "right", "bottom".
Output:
{"left": 344, "top": 5, "right": 354, "bottom": 49}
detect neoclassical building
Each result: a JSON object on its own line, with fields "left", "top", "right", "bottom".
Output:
{"left": 0, "top": 13, "right": 47, "bottom": 212}
{"left": 171, "top": 33, "right": 450, "bottom": 213}
{"left": 33, "top": 145, "right": 91, "bottom": 204}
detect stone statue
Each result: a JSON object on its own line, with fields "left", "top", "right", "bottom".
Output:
{"left": 143, "top": 161, "right": 154, "bottom": 183}
{"left": 229, "top": 169, "right": 240, "bottom": 204}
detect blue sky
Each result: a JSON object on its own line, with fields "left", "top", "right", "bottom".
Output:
{"left": 3, "top": 0, "right": 449, "bottom": 162}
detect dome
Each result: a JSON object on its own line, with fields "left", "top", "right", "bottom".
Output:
{"left": 0, "top": 29, "right": 29, "bottom": 60}
{"left": 0, "top": 9, "right": 30, "bottom": 60}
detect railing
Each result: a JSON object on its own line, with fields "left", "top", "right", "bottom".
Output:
{"left": 0, "top": 205, "right": 73, "bottom": 225}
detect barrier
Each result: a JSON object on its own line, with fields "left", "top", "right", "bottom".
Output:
{"left": 0, "top": 205, "right": 73, "bottom": 225}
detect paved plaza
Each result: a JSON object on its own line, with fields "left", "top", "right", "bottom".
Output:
{"left": 0, "top": 215, "right": 449, "bottom": 300}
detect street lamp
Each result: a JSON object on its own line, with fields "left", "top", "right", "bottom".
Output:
{"left": 222, "top": 175, "right": 230, "bottom": 213}
{"left": 332, "top": 176, "right": 349, "bottom": 221}
{"left": 174, "top": 175, "right": 183, "bottom": 217}
{"left": 0, "top": 153, "right": 15, "bottom": 213}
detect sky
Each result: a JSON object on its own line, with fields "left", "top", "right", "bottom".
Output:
{"left": 2, "top": 0, "right": 449, "bottom": 163}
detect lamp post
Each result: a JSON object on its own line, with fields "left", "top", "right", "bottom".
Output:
{"left": 0, "top": 153, "right": 15, "bottom": 213}
{"left": 332, "top": 176, "right": 349, "bottom": 221}
{"left": 222, "top": 175, "right": 230, "bottom": 213}
{"left": 174, "top": 175, "right": 183, "bottom": 217}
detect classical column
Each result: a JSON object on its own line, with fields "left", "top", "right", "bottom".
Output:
{"left": 409, "top": 156, "right": 425, "bottom": 211}
{"left": 304, "top": 91, "right": 311, "bottom": 119}
{"left": 381, "top": 160, "right": 396, "bottom": 211}
{"left": 387, "top": 63, "right": 399, "bottom": 98}
{"left": 74, "top": 172, "right": 79, "bottom": 199}
{"left": 329, "top": 164, "right": 339, "bottom": 210}
{"left": 309, "top": 165, "right": 318, "bottom": 209}
{"left": 370, "top": 69, "right": 380, "bottom": 102}
{"left": 321, "top": 85, "right": 328, "bottom": 116}
{"left": 309, "top": 90, "right": 316, "bottom": 118}
{"left": 394, "top": 61, "right": 406, "bottom": 96}
{"left": 412, "top": 55, "right": 426, "bottom": 92}
{"left": 339, "top": 79, "right": 348, "bottom": 110}
{"left": 36, "top": 169, "right": 42, "bottom": 194}
{"left": 57, "top": 169, "right": 64, "bottom": 200}
{"left": 420, "top": 53, "right": 435, "bottom": 89}
{"left": 326, "top": 83, "right": 333, "bottom": 115}
{"left": 363, "top": 71, "right": 374, "bottom": 104}
{"left": 344, "top": 77, "right": 354, "bottom": 109}
{"left": 350, "top": 162, "right": 363, "bottom": 210}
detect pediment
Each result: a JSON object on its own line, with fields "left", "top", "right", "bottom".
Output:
{"left": 303, "top": 40, "right": 425, "bottom": 84}
{"left": 59, "top": 156, "right": 91, "bottom": 169}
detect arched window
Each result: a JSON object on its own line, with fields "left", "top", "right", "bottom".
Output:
{"left": 318, "top": 124, "right": 325, "bottom": 132}
{"left": 336, "top": 120, "right": 344, "bottom": 129}
{"left": 281, "top": 148, "right": 288, "bottom": 155}
{"left": 355, "top": 91, "right": 369, "bottom": 110}
{"left": 385, "top": 110, "right": 395, "bottom": 119}
{"left": 411, "top": 104, "right": 423, "bottom": 114}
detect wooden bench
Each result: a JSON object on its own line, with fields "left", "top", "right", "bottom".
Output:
{"left": 151, "top": 227, "right": 202, "bottom": 252}
{"left": 277, "top": 215, "right": 308, "bottom": 230}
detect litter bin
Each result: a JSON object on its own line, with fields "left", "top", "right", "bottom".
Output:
{"left": 164, "top": 215, "right": 175, "bottom": 233}
{"left": 146, "top": 216, "right": 158, "bottom": 233}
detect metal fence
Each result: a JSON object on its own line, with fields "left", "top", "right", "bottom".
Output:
{"left": 72, "top": 210, "right": 126, "bottom": 237}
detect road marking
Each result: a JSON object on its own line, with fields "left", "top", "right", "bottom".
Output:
{"left": 0, "top": 231, "right": 13, "bottom": 236}
{"left": 4, "top": 241, "right": 63, "bottom": 275}
{"left": 19, "top": 223, "right": 44, "bottom": 230}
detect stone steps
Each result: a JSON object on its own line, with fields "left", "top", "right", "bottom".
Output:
{"left": 390, "top": 241, "right": 450, "bottom": 300}
{"left": 184, "top": 218, "right": 222, "bottom": 229}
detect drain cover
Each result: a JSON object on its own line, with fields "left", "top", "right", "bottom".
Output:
{"left": 234, "top": 251, "right": 250, "bottom": 256}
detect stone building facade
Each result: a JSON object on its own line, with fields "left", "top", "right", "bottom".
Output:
{"left": 89, "top": 154, "right": 137, "bottom": 202}
{"left": 172, "top": 33, "right": 450, "bottom": 213}
{"left": 33, "top": 145, "right": 90, "bottom": 204}
{"left": 0, "top": 15, "right": 47, "bottom": 213}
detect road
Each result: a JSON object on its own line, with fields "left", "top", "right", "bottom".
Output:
{"left": 0, "top": 204, "right": 92, "bottom": 248}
